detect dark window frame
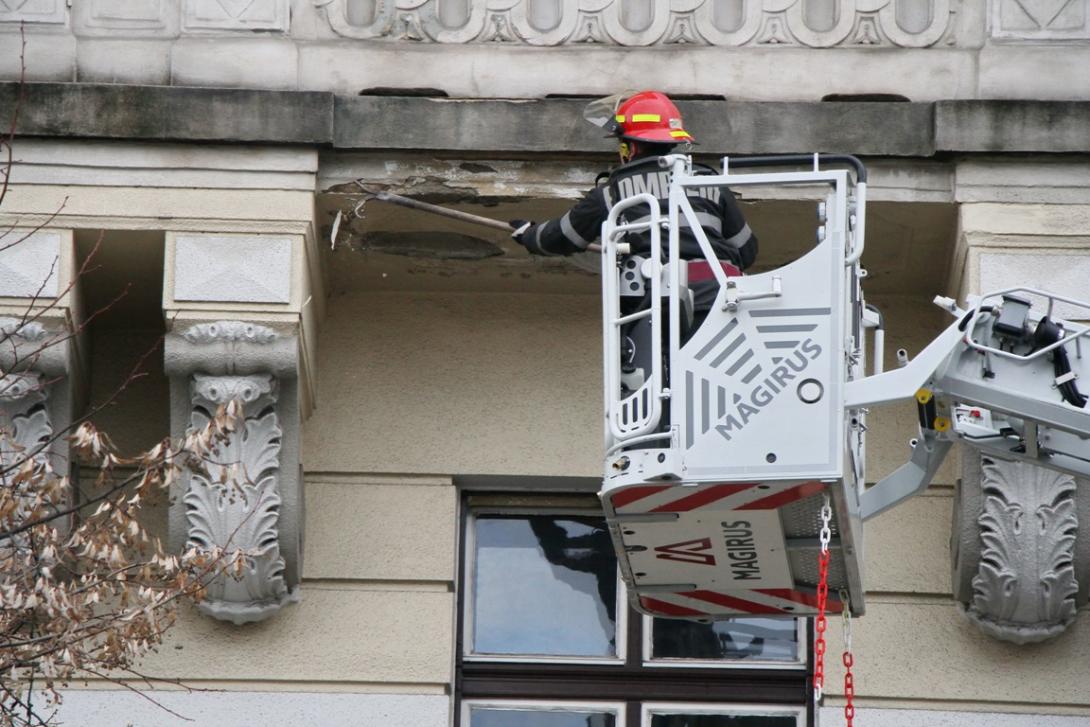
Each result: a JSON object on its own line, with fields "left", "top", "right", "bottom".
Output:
{"left": 455, "top": 493, "right": 816, "bottom": 727}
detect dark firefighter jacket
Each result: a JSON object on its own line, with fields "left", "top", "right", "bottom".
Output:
{"left": 519, "top": 156, "right": 758, "bottom": 272}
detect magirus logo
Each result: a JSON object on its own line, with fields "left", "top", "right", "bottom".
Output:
{"left": 716, "top": 338, "right": 822, "bottom": 441}
{"left": 721, "top": 520, "right": 761, "bottom": 581}
{"left": 654, "top": 537, "right": 716, "bottom": 566}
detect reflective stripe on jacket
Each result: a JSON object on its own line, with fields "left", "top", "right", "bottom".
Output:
{"left": 520, "top": 156, "right": 758, "bottom": 271}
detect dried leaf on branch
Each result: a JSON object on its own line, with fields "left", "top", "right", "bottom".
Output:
{"left": 1, "top": 402, "right": 256, "bottom": 727}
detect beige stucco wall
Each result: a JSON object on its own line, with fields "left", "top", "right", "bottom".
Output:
{"left": 143, "top": 586, "right": 453, "bottom": 686}
{"left": 303, "top": 291, "right": 602, "bottom": 477}
{"left": 303, "top": 475, "right": 457, "bottom": 582}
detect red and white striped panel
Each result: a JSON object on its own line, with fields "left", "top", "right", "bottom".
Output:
{"left": 610, "top": 480, "right": 825, "bottom": 515}
{"left": 640, "top": 587, "right": 844, "bottom": 618}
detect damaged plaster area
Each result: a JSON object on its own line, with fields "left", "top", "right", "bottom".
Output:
{"left": 317, "top": 152, "right": 959, "bottom": 299}
{"left": 318, "top": 153, "right": 609, "bottom": 296}
{"left": 360, "top": 232, "right": 506, "bottom": 260}
{"left": 320, "top": 153, "right": 604, "bottom": 202}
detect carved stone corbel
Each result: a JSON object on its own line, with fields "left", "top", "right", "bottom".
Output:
{"left": 0, "top": 319, "right": 74, "bottom": 476}
{"left": 951, "top": 450, "right": 1090, "bottom": 643}
{"left": 165, "top": 321, "right": 303, "bottom": 625}
{"left": 0, "top": 318, "right": 77, "bottom": 556}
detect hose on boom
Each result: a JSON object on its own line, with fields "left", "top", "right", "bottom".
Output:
{"left": 1034, "top": 318, "right": 1088, "bottom": 409}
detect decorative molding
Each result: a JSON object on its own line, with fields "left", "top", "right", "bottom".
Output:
{"left": 74, "top": 0, "right": 178, "bottom": 37}
{"left": 991, "top": 0, "right": 1089, "bottom": 40}
{"left": 0, "top": 371, "right": 47, "bottom": 403}
{"left": 0, "top": 318, "right": 49, "bottom": 343}
{"left": 0, "top": 0, "right": 66, "bottom": 25}
{"left": 166, "top": 320, "right": 297, "bottom": 378}
{"left": 173, "top": 234, "right": 293, "bottom": 304}
{"left": 0, "top": 230, "right": 60, "bottom": 299}
{"left": 954, "top": 455, "right": 1079, "bottom": 644}
{"left": 317, "top": 0, "right": 956, "bottom": 47}
{"left": 0, "top": 316, "right": 68, "bottom": 378}
{"left": 182, "top": 320, "right": 279, "bottom": 346}
{"left": 167, "top": 320, "right": 303, "bottom": 625}
{"left": 182, "top": 0, "right": 290, "bottom": 32}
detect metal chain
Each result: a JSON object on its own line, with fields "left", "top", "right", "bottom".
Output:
{"left": 842, "top": 590, "right": 855, "bottom": 727}
{"left": 814, "top": 492, "right": 832, "bottom": 704}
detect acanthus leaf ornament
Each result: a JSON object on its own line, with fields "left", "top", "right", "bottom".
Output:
{"left": 955, "top": 456, "right": 1080, "bottom": 644}
{"left": 184, "top": 374, "right": 299, "bottom": 624}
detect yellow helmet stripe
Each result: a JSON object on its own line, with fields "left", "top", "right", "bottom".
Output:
{"left": 669, "top": 130, "right": 692, "bottom": 138}
{"left": 631, "top": 113, "right": 661, "bottom": 123}
{"left": 615, "top": 114, "right": 626, "bottom": 122}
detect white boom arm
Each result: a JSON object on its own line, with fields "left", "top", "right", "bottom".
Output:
{"left": 850, "top": 290, "right": 1090, "bottom": 521}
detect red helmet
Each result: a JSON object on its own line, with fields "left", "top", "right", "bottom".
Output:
{"left": 611, "top": 91, "right": 694, "bottom": 144}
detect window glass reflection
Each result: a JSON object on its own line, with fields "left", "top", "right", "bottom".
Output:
{"left": 649, "top": 714, "right": 797, "bottom": 727}
{"left": 472, "top": 515, "right": 618, "bottom": 657}
{"left": 470, "top": 707, "right": 617, "bottom": 727}
{"left": 651, "top": 618, "right": 798, "bottom": 661}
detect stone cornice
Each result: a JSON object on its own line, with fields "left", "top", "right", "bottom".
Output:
{"left": 2, "top": 83, "right": 333, "bottom": 145}
{"left": 2, "top": 83, "right": 1090, "bottom": 157}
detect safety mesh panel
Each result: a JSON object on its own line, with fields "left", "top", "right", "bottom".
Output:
{"left": 789, "top": 549, "right": 850, "bottom": 591}
{"left": 779, "top": 493, "right": 841, "bottom": 539}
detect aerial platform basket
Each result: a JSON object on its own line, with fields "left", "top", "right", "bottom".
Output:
{"left": 599, "top": 155, "right": 873, "bottom": 620}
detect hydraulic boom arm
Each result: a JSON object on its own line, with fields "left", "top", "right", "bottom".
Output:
{"left": 850, "top": 291, "right": 1090, "bottom": 521}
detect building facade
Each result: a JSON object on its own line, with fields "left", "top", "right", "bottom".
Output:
{"left": 1, "top": 1, "right": 1090, "bottom": 725}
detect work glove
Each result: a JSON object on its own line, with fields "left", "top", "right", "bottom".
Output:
{"left": 509, "top": 219, "right": 533, "bottom": 249}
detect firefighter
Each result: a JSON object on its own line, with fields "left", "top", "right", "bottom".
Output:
{"left": 509, "top": 90, "right": 758, "bottom": 292}
{"left": 513, "top": 91, "right": 756, "bottom": 380}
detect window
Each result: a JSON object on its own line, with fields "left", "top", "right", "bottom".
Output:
{"left": 467, "top": 514, "right": 625, "bottom": 661}
{"left": 642, "top": 704, "right": 802, "bottom": 727}
{"left": 463, "top": 700, "right": 623, "bottom": 727}
{"left": 457, "top": 496, "right": 811, "bottom": 727}
{"left": 647, "top": 617, "right": 800, "bottom": 665}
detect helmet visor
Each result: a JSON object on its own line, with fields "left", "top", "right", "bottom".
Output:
{"left": 582, "top": 91, "right": 637, "bottom": 131}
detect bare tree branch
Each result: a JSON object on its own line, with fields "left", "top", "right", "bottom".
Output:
{"left": 0, "top": 23, "right": 27, "bottom": 212}
{"left": 72, "top": 666, "right": 194, "bottom": 723}
{"left": 0, "top": 27, "right": 260, "bottom": 727}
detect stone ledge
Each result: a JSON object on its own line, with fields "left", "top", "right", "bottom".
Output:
{"left": 936, "top": 101, "right": 1090, "bottom": 153}
{"left": 2, "top": 83, "right": 1089, "bottom": 156}
{"left": 332, "top": 97, "right": 935, "bottom": 156}
{"left": 0, "top": 83, "right": 332, "bottom": 144}
{"left": 699, "top": 101, "right": 934, "bottom": 157}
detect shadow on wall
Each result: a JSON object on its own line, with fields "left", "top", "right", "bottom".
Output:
{"left": 76, "top": 229, "right": 170, "bottom": 455}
